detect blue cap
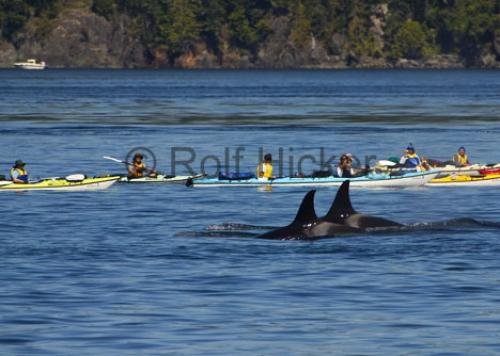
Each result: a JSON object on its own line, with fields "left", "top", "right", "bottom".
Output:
{"left": 406, "top": 144, "right": 415, "bottom": 151}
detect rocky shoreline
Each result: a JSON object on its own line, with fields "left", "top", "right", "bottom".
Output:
{"left": 1, "top": 5, "right": 498, "bottom": 70}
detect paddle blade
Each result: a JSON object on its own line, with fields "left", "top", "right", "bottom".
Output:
{"left": 103, "top": 156, "right": 125, "bottom": 163}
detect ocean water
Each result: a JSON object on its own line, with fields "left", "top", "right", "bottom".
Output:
{"left": 1, "top": 69, "right": 500, "bottom": 354}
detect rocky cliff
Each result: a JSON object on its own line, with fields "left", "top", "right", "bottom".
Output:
{"left": 1, "top": 6, "right": 144, "bottom": 68}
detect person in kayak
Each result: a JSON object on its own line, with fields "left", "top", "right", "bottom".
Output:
{"left": 256, "top": 153, "right": 274, "bottom": 179}
{"left": 399, "top": 144, "right": 423, "bottom": 169}
{"left": 452, "top": 146, "right": 470, "bottom": 167}
{"left": 336, "top": 154, "right": 360, "bottom": 177}
{"left": 128, "top": 153, "right": 156, "bottom": 178}
{"left": 10, "top": 160, "right": 29, "bottom": 183}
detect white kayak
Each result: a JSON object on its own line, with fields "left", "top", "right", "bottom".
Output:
{"left": 119, "top": 173, "right": 204, "bottom": 183}
{"left": 191, "top": 171, "right": 438, "bottom": 188}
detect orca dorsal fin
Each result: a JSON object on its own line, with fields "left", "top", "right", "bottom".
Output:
{"left": 324, "top": 181, "right": 357, "bottom": 223}
{"left": 293, "top": 190, "right": 318, "bottom": 225}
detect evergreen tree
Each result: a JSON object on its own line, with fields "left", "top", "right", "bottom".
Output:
{"left": 228, "top": 3, "right": 258, "bottom": 50}
{"left": 346, "top": 2, "right": 376, "bottom": 58}
{"left": 163, "top": 0, "right": 200, "bottom": 58}
{"left": 0, "top": 0, "right": 31, "bottom": 41}
{"left": 199, "top": 0, "right": 226, "bottom": 58}
{"left": 392, "top": 19, "right": 433, "bottom": 59}
{"left": 92, "top": 0, "right": 116, "bottom": 20}
{"left": 289, "top": 1, "right": 312, "bottom": 48}
{"left": 0, "top": 0, "right": 497, "bottom": 67}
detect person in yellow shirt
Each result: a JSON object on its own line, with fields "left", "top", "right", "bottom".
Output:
{"left": 10, "top": 160, "right": 29, "bottom": 183}
{"left": 452, "top": 146, "right": 470, "bottom": 167}
{"left": 256, "top": 153, "right": 273, "bottom": 179}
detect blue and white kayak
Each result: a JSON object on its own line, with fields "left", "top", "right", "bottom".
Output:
{"left": 191, "top": 171, "right": 438, "bottom": 188}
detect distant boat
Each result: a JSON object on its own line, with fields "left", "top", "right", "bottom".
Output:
{"left": 13, "top": 59, "right": 46, "bottom": 70}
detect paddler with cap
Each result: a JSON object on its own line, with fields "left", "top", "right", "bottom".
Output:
{"left": 10, "top": 160, "right": 29, "bottom": 183}
{"left": 399, "top": 144, "right": 422, "bottom": 169}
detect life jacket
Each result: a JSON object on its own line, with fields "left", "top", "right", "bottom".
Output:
{"left": 402, "top": 153, "right": 421, "bottom": 168}
{"left": 10, "top": 167, "right": 28, "bottom": 183}
{"left": 256, "top": 162, "right": 273, "bottom": 179}
{"left": 130, "top": 161, "right": 145, "bottom": 177}
{"left": 453, "top": 153, "right": 469, "bottom": 166}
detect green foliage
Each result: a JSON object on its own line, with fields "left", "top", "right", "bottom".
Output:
{"left": 0, "top": 0, "right": 60, "bottom": 41}
{"left": 289, "top": 1, "right": 311, "bottom": 48}
{"left": 163, "top": 0, "right": 200, "bottom": 56}
{"left": 392, "top": 20, "right": 434, "bottom": 59}
{"left": 198, "top": 0, "right": 226, "bottom": 54}
{"left": 225, "top": 1, "right": 273, "bottom": 52}
{"left": 0, "top": 0, "right": 31, "bottom": 40}
{"left": 346, "top": 3, "right": 378, "bottom": 58}
{"left": 228, "top": 4, "right": 258, "bottom": 49}
{"left": 26, "top": 0, "right": 58, "bottom": 16}
{"left": 426, "top": 0, "right": 496, "bottom": 64}
{"left": 92, "top": 0, "right": 115, "bottom": 20}
{"left": 325, "top": 0, "right": 353, "bottom": 33}
{"left": 0, "top": 0, "right": 498, "bottom": 66}
{"left": 118, "top": 0, "right": 169, "bottom": 47}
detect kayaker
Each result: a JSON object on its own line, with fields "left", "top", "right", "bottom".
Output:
{"left": 256, "top": 153, "right": 273, "bottom": 179}
{"left": 452, "top": 146, "right": 470, "bottom": 167}
{"left": 10, "top": 160, "right": 29, "bottom": 183}
{"left": 399, "top": 144, "right": 422, "bottom": 169}
{"left": 128, "top": 153, "right": 156, "bottom": 178}
{"left": 336, "top": 154, "right": 355, "bottom": 177}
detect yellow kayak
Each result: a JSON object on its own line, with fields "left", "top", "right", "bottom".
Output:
{"left": 428, "top": 173, "right": 500, "bottom": 186}
{"left": 0, "top": 176, "right": 120, "bottom": 191}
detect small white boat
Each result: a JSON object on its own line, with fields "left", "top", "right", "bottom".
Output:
{"left": 13, "top": 59, "right": 46, "bottom": 70}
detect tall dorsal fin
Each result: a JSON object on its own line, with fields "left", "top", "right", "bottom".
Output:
{"left": 324, "top": 180, "right": 357, "bottom": 223}
{"left": 293, "top": 190, "right": 318, "bottom": 225}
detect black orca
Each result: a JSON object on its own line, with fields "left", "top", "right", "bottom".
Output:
{"left": 323, "top": 181, "right": 402, "bottom": 230}
{"left": 257, "top": 181, "right": 401, "bottom": 240}
{"left": 257, "top": 190, "right": 320, "bottom": 240}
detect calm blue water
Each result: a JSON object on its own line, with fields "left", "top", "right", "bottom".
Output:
{"left": 1, "top": 69, "right": 500, "bottom": 354}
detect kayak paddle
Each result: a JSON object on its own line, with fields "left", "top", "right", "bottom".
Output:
{"left": 103, "top": 156, "right": 133, "bottom": 166}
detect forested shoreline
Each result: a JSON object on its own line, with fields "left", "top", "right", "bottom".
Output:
{"left": 0, "top": 0, "right": 498, "bottom": 68}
